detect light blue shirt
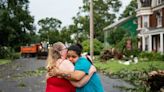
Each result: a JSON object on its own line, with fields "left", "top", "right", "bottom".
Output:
{"left": 75, "top": 57, "right": 104, "bottom": 92}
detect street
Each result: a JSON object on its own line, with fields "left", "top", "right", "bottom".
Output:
{"left": 0, "top": 58, "right": 133, "bottom": 92}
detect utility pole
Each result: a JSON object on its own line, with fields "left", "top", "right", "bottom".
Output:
{"left": 90, "top": 0, "right": 94, "bottom": 61}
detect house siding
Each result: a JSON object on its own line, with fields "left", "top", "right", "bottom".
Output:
{"left": 162, "top": 8, "right": 164, "bottom": 27}
{"left": 141, "top": 16, "right": 143, "bottom": 28}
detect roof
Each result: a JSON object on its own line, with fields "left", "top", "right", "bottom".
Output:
{"left": 103, "top": 16, "right": 134, "bottom": 31}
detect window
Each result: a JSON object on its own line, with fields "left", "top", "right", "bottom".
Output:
{"left": 157, "top": 0, "right": 162, "bottom": 5}
{"left": 157, "top": 16, "right": 162, "bottom": 27}
{"left": 142, "top": 15, "right": 149, "bottom": 28}
{"left": 140, "top": 0, "right": 152, "bottom": 7}
{"left": 138, "top": 17, "right": 142, "bottom": 29}
{"left": 156, "top": 10, "right": 162, "bottom": 27}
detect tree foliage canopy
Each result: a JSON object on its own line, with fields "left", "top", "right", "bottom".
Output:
{"left": 0, "top": 0, "right": 34, "bottom": 49}
{"left": 119, "top": 0, "right": 137, "bottom": 19}
{"left": 71, "top": 0, "right": 122, "bottom": 42}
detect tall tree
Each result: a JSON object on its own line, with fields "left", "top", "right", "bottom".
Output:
{"left": 119, "top": 0, "right": 137, "bottom": 19}
{"left": 72, "top": 0, "right": 121, "bottom": 42}
{"left": 38, "top": 17, "right": 62, "bottom": 43}
{"left": 59, "top": 26, "right": 73, "bottom": 43}
{"left": 0, "top": 0, "right": 34, "bottom": 49}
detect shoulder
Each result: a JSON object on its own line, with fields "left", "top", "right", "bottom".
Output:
{"left": 62, "top": 60, "right": 74, "bottom": 66}
{"left": 78, "top": 57, "right": 88, "bottom": 61}
{"left": 59, "top": 59, "right": 74, "bottom": 71}
{"left": 63, "top": 59, "right": 72, "bottom": 63}
{"left": 77, "top": 57, "right": 88, "bottom": 63}
{"left": 75, "top": 57, "right": 90, "bottom": 67}
{"left": 75, "top": 57, "right": 91, "bottom": 73}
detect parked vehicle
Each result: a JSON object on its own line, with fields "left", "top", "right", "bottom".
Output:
{"left": 20, "top": 42, "right": 48, "bottom": 59}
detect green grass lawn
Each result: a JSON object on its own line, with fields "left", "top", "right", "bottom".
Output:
{"left": 0, "top": 59, "right": 11, "bottom": 65}
{"left": 94, "top": 59, "right": 164, "bottom": 74}
{"left": 94, "top": 57, "right": 164, "bottom": 92}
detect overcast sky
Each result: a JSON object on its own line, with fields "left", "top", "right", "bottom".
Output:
{"left": 29, "top": 0, "right": 131, "bottom": 28}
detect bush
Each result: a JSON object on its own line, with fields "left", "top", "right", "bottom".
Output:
{"left": 11, "top": 53, "right": 21, "bottom": 59}
{"left": 161, "top": 54, "right": 164, "bottom": 61}
{"left": 0, "top": 46, "right": 20, "bottom": 59}
{"left": 115, "top": 37, "right": 140, "bottom": 57}
{"left": 0, "top": 46, "right": 11, "bottom": 59}
{"left": 82, "top": 39, "right": 103, "bottom": 55}
{"left": 139, "top": 51, "right": 163, "bottom": 61}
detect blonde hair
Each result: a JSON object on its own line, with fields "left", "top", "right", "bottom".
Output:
{"left": 46, "top": 42, "right": 65, "bottom": 70}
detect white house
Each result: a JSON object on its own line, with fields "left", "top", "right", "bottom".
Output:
{"left": 137, "top": 0, "right": 164, "bottom": 54}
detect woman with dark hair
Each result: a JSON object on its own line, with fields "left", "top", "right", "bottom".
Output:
{"left": 50, "top": 44, "right": 104, "bottom": 92}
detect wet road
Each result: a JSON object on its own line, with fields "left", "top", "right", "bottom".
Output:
{"left": 0, "top": 58, "right": 46, "bottom": 92}
{"left": 0, "top": 58, "right": 133, "bottom": 92}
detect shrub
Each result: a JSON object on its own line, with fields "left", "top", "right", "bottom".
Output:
{"left": 82, "top": 39, "right": 103, "bottom": 55}
{"left": 11, "top": 53, "right": 21, "bottom": 60}
{"left": 161, "top": 54, "right": 164, "bottom": 61}
{"left": 0, "top": 46, "right": 20, "bottom": 59}
{"left": 0, "top": 46, "right": 11, "bottom": 59}
{"left": 139, "top": 51, "right": 163, "bottom": 61}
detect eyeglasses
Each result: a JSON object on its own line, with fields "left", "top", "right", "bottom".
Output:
{"left": 60, "top": 48, "right": 67, "bottom": 51}
{"left": 67, "top": 55, "right": 78, "bottom": 58}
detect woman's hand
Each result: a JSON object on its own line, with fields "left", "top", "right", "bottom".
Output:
{"left": 45, "top": 73, "right": 51, "bottom": 80}
{"left": 89, "top": 65, "right": 96, "bottom": 74}
{"left": 48, "top": 66, "right": 60, "bottom": 77}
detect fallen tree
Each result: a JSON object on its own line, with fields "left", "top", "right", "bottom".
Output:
{"left": 148, "top": 70, "right": 164, "bottom": 92}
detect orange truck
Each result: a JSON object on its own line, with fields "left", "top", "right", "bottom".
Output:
{"left": 20, "top": 43, "right": 48, "bottom": 59}
{"left": 20, "top": 44, "right": 40, "bottom": 57}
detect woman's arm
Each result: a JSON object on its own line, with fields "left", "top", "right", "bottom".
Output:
{"left": 70, "top": 65, "right": 96, "bottom": 87}
{"left": 48, "top": 59, "right": 94, "bottom": 82}
{"left": 61, "top": 70, "right": 86, "bottom": 81}
{"left": 49, "top": 67, "right": 87, "bottom": 81}
{"left": 70, "top": 75, "right": 91, "bottom": 87}
{"left": 48, "top": 60, "right": 86, "bottom": 81}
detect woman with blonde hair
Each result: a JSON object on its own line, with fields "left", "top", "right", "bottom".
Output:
{"left": 45, "top": 42, "right": 95, "bottom": 92}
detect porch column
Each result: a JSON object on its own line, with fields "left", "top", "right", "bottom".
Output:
{"left": 160, "top": 33, "right": 164, "bottom": 54}
{"left": 148, "top": 34, "right": 152, "bottom": 52}
{"left": 151, "top": 0, "right": 156, "bottom": 7}
{"left": 142, "top": 35, "right": 146, "bottom": 51}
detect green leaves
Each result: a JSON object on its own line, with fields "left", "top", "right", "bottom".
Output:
{"left": 71, "top": 0, "right": 121, "bottom": 42}
{"left": 0, "top": 0, "right": 34, "bottom": 48}
{"left": 119, "top": 0, "right": 137, "bottom": 19}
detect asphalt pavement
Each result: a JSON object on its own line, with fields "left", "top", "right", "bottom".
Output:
{"left": 0, "top": 58, "right": 133, "bottom": 92}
